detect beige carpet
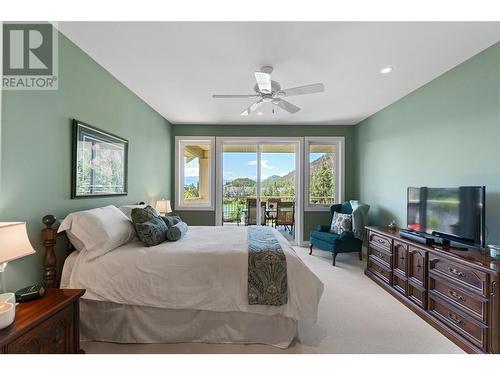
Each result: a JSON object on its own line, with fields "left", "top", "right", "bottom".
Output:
{"left": 81, "top": 246, "right": 464, "bottom": 354}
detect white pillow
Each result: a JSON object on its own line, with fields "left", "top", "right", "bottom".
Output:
{"left": 58, "top": 205, "right": 136, "bottom": 259}
{"left": 118, "top": 204, "right": 147, "bottom": 220}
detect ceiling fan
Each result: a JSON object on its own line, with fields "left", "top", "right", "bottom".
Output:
{"left": 212, "top": 66, "right": 325, "bottom": 116}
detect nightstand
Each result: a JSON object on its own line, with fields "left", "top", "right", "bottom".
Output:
{"left": 0, "top": 288, "right": 85, "bottom": 354}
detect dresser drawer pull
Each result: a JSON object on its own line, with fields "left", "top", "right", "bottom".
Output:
{"left": 447, "top": 267, "right": 465, "bottom": 278}
{"left": 400, "top": 256, "right": 405, "bottom": 260}
{"left": 448, "top": 289, "right": 466, "bottom": 302}
{"left": 447, "top": 312, "right": 465, "bottom": 326}
{"left": 377, "top": 239, "right": 385, "bottom": 244}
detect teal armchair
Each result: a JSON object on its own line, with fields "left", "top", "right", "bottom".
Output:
{"left": 309, "top": 201, "right": 370, "bottom": 266}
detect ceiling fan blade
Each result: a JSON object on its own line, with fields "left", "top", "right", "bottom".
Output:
{"left": 212, "top": 94, "right": 260, "bottom": 98}
{"left": 240, "top": 99, "right": 263, "bottom": 116}
{"left": 254, "top": 71, "right": 272, "bottom": 93}
{"left": 276, "top": 99, "right": 300, "bottom": 114}
{"left": 280, "top": 83, "right": 324, "bottom": 97}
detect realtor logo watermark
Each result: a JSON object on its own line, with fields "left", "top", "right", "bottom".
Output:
{"left": 2, "top": 22, "right": 58, "bottom": 90}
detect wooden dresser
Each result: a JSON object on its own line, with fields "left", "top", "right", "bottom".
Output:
{"left": 365, "top": 226, "right": 500, "bottom": 354}
{"left": 0, "top": 288, "right": 85, "bottom": 354}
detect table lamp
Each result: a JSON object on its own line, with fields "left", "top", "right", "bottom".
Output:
{"left": 155, "top": 199, "right": 172, "bottom": 215}
{"left": 0, "top": 222, "right": 36, "bottom": 293}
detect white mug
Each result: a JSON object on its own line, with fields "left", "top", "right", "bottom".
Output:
{"left": 0, "top": 304, "right": 15, "bottom": 330}
{"left": 0, "top": 293, "right": 15, "bottom": 305}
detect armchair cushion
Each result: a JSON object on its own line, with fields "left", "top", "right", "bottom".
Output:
{"left": 310, "top": 230, "right": 340, "bottom": 243}
{"left": 316, "top": 224, "right": 331, "bottom": 232}
{"left": 339, "top": 231, "right": 354, "bottom": 239}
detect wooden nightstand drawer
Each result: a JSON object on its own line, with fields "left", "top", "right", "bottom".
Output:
{"left": 368, "top": 258, "right": 392, "bottom": 285}
{"left": 429, "top": 254, "right": 488, "bottom": 296}
{"left": 368, "top": 246, "right": 392, "bottom": 269}
{"left": 6, "top": 305, "right": 73, "bottom": 354}
{"left": 0, "top": 289, "right": 85, "bottom": 354}
{"left": 429, "top": 295, "right": 487, "bottom": 351}
{"left": 369, "top": 232, "right": 392, "bottom": 252}
{"left": 429, "top": 274, "right": 488, "bottom": 324}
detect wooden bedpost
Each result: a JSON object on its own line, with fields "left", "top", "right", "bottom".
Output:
{"left": 42, "top": 215, "right": 58, "bottom": 288}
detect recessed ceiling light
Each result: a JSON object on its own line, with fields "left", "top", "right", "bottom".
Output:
{"left": 380, "top": 66, "right": 394, "bottom": 74}
{"left": 257, "top": 112, "right": 263, "bottom": 115}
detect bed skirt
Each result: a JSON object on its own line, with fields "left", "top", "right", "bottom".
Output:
{"left": 79, "top": 299, "right": 297, "bottom": 349}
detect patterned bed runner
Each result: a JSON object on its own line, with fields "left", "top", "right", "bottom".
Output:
{"left": 248, "top": 226, "right": 288, "bottom": 306}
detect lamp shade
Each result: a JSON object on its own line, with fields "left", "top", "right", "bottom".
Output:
{"left": 0, "top": 222, "right": 35, "bottom": 264}
{"left": 155, "top": 199, "right": 172, "bottom": 215}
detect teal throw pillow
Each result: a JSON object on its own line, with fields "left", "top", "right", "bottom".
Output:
{"left": 166, "top": 221, "right": 188, "bottom": 241}
{"left": 134, "top": 217, "right": 168, "bottom": 246}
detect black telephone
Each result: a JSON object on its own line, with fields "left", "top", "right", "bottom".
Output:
{"left": 15, "top": 283, "right": 46, "bottom": 302}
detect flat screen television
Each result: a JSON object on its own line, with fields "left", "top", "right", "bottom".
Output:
{"left": 407, "top": 186, "right": 485, "bottom": 248}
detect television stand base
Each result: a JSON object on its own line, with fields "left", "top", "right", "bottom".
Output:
{"left": 438, "top": 238, "right": 469, "bottom": 251}
{"left": 399, "top": 230, "right": 435, "bottom": 245}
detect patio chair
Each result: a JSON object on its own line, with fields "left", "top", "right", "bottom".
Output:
{"left": 275, "top": 201, "right": 295, "bottom": 233}
{"left": 245, "top": 199, "right": 266, "bottom": 225}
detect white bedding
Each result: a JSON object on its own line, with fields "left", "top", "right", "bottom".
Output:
{"left": 64, "top": 226, "right": 324, "bottom": 322}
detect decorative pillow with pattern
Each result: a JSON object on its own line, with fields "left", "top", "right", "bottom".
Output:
{"left": 330, "top": 212, "right": 353, "bottom": 234}
{"left": 162, "top": 214, "right": 182, "bottom": 228}
{"left": 134, "top": 217, "right": 168, "bottom": 247}
{"left": 131, "top": 205, "right": 160, "bottom": 224}
{"left": 166, "top": 221, "right": 189, "bottom": 241}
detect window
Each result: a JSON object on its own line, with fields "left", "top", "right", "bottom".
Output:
{"left": 304, "top": 137, "right": 344, "bottom": 211}
{"left": 175, "top": 137, "right": 215, "bottom": 210}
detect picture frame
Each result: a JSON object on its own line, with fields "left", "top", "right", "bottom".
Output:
{"left": 71, "top": 119, "right": 128, "bottom": 198}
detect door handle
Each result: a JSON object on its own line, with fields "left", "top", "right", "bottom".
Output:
{"left": 447, "top": 289, "right": 466, "bottom": 302}
{"left": 448, "top": 267, "right": 465, "bottom": 278}
{"left": 447, "top": 312, "right": 465, "bottom": 326}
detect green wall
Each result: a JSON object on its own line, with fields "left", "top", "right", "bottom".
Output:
{"left": 355, "top": 42, "right": 500, "bottom": 243}
{"left": 172, "top": 124, "right": 357, "bottom": 241}
{"left": 2, "top": 29, "right": 496, "bottom": 294}
{"left": 0, "top": 33, "right": 172, "bottom": 292}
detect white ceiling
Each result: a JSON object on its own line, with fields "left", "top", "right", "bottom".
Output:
{"left": 57, "top": 22, "right": 500, "bottom": 125}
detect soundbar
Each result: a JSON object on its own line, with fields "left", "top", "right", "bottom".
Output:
{"left": 399, "top": 230, "right": 435, "bottom": 245}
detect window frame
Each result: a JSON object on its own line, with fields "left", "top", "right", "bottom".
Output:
{"left": 175, "top": 136, "right": 215, "bottom": 211}
{"left": 304, "top": 136, "right": 345, "bottom": 212}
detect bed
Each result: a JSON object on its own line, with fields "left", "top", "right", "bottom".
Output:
{"left": 41, "top": 210, "right": 324, "bottom": 349}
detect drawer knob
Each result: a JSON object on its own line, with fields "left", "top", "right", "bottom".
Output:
{"left": 447, "top": 312, "right": 465, "bottom": 326}
{"left": 447, "top": 267, "right": 465, "bottom": 278}
{"left": 448, "top": 289, "right": 466, "bottom": 302}
{"left": 378, "top": 239, "right": 384, "bottom": 243}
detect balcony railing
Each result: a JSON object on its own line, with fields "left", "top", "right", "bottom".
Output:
{"left": 222, "top": 195, "right": 334, "bottom": 224}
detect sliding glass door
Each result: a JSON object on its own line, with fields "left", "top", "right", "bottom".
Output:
{"left": 216, "top": 138, "right": 302, "bottom": 244}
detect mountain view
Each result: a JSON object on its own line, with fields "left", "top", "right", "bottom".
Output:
{"left": 222, "top": 153, "right": 334, "bottom": 200}
{"left": 184, "top": 153, "right": 335, "bottom": 206}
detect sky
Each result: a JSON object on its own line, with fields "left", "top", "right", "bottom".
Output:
{"left": 223, "top": 152, "right": 295, "bottom": 180}
{"left": 184, "top": 152, "right": 326, "bottom": 185}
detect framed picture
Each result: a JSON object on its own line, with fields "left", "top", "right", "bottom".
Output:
{"left": 72, "top": 119, "right": 128, "bottom": 198}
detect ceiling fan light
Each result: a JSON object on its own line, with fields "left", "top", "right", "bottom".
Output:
{"left": 380, "top": 66, "right": 394, "bottom": 74}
